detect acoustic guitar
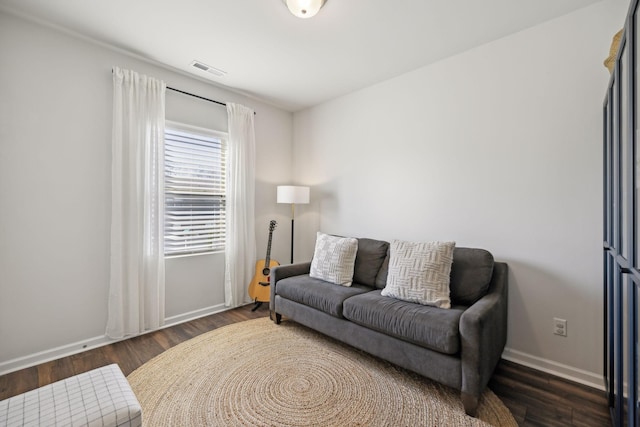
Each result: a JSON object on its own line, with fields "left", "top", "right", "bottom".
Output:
{"left": 249, "top": 220, "right": 279, "bottom": 309}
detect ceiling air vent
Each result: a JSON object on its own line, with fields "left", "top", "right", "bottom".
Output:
{"left": 190, "top": 60, "right": 227, "bottom": 77}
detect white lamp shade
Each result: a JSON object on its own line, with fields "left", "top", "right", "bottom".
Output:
{"left": 277, "top": 185, "right": 310, "bottom": 204}
{"left": 285, "top": 0, "right": 326, "bottom": 19}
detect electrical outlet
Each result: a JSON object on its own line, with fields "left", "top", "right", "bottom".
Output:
{"left": 554, "top": 318, "right": 567, "bottom": 337}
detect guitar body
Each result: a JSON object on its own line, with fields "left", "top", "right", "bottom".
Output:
{"left": 249, "top": 220, "right": 279, "bottom": 304}
{"left": 248, "top": 259, "right": 280, "bottom": 303}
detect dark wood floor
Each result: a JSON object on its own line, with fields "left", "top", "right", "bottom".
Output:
{"left": 0, "top": 306, "right": 611, "bottom": 426}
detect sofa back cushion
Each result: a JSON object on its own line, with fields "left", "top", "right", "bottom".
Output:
{"left": 449, "top": 247, "right": 494, "bottom": 305}
{"left": 375, "top": 255, "right": 390, "bottom": 289}
{"left": 353, "top": 238, "right": 389, "bottom": 287}
{"left": 348, "top": 237, "right": 495, "bottom": 304}
{"left": 375, "top": 246, "right": 494, "bottom": 303}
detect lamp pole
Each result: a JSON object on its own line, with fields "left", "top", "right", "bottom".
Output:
{"left": 290, "top": 203, "right": 295, "bottom": 264}
{"left": 277, "top": 185, "right": 310, "bottom": 265}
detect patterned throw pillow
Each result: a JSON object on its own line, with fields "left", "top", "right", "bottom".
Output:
{"left": 381, "top": 240, "right": 455, "bottom": 308}
{"left": 310, "top": 232, "right": 358, "bottom": 286}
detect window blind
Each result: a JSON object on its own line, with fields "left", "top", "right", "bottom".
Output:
{"left": 164, "top": 126, "right": 226, "bottom": 256}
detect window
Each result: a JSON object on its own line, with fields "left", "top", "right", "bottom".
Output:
{"left": 164, "top": 122, "right": 227, "bottom": 256}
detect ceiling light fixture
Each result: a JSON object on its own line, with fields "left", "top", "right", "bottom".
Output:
{"left": 284, "top": 0, "right": 326, "bottom": 19}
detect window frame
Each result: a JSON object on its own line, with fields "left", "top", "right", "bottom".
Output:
{"left": 164, "top": 120, "right": 228, "bottom": 258}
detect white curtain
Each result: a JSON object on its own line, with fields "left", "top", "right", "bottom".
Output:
{"left": 225, "top": 103, "right": 257, "bottom": 307}
{"left": 107, "top": 66, "right": 166, "bottom": 339}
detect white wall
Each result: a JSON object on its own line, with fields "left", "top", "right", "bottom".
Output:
{"left": 0, "top": 11, "right": 293, "bottom": 371}
{"left": 292, "top": 0, "right": 628, "bottom": 386}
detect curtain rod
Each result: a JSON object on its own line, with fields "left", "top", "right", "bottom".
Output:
{"left": 111, "top": 68, "right": 255, "bottom": 114}
{"left": 167, "top": 86, "right": 226, "bottom": 107}
{"left": 167, "top": 86, "right": 256, "bottom": 115}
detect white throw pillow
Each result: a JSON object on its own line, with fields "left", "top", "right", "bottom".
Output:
{"left": 381, "top": 240, "right": 455, "bottom": 308}
{"left": 310, "top": 232, "right": 358, "bottom": 286}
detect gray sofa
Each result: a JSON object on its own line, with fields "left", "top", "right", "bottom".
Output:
{"left": 269, "top": 238, "right": 508, "bottom": 416}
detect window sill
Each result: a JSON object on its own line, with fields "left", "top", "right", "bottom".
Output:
{"left": 165, "top": 250, "right": 224, "bottom": 260}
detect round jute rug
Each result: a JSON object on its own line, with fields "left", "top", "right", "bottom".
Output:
{"left": 127, "top": 317, "right": 517, "bottom": 427}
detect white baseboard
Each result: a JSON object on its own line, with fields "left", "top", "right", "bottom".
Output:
{"left": 0, "top": 303, "right": 229, "bottom": 376}
{"left": 163, "top": 303, "right": 227, "bottom": 327}
{"left": 502, "top": 347, "right": 605, "bottom": 390}
{"left": 0, "top": 335, "right": 117, "bottom": 377}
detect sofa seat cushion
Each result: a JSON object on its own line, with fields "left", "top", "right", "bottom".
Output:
{"left": 276, "top": 274, "right": 373, "bottom": 318}
{"left": 342, "top": 290, "right": 465, "bottom": 354}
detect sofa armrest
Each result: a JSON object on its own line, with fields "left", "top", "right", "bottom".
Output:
{"left": 459, "top": 262, "right": 508, "bottom": 401}
{"left": 269, "top": 262, "right": 312, "bottom": 311}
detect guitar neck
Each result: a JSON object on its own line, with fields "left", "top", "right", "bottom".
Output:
{"left": 265, "top": 231, "right": 274, "bottom": 264}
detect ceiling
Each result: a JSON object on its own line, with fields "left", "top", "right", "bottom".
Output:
{"left": 0, "top": 0, "right": 602, "bottom": 112}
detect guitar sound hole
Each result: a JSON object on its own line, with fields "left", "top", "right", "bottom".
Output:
{"left": 262, "top": 268, "right": 270, "bottom": 276}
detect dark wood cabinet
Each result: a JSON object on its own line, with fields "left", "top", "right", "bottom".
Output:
{"left": 604, "top": 1, "right": 640, "bottom": 425}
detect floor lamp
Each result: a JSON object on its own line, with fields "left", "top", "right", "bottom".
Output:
{"left": 277, "top": 185, "right": 310, "bottom": 264}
